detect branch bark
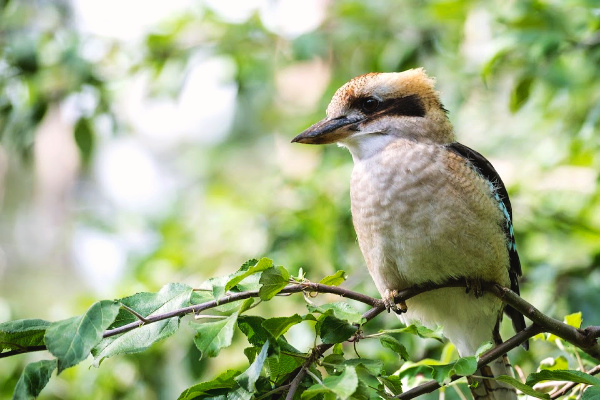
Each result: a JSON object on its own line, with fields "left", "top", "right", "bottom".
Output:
{"left": 397, "top": 324, "right": 545, "bottom": 399}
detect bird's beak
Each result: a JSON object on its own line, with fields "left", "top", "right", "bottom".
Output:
{"left": 291, "top": 115, "right": 363, "bottom": 144}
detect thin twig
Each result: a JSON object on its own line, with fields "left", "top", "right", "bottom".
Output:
{"left": 0, "top": 345, "right": 47, "bottom": 358}
{"left": 193, "top": 315, "right": 228, "bottom": 320}
{"left": 256, "top": 383, "right": 290, "bottom": 399}
{"left": 285, "top": 305, "right": 385, "bottom": 400}
{"left": 305, "top": 369, "right": 324, "bottom": 385}
{"left": 396, "top": 324, "right": 545, "bottom": 399}
{"left": 102, "top": 283, "right": 382, "bottom": 338}
{"left": 451, "top": 383, "right": 469, "bottom": 400}
{"left": 550, "top": 364, "right": 600, "bottom": 399}
{"left": 121, "top": 304, "right": 151, "bottom": 323}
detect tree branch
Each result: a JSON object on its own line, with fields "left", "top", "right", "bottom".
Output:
{"left": 390, "top": 280, "right": 600, "bottom": 360}
{"left": 104, "top": 282, "right": 382, "bottom": 338}
{"left": 285, "top": 305, "right": 386, "bottom": 400}
{"left": 389, "top": 281, "right": 600, "bottom": 400}
{"left": 550, "top": 364, "right": 600, "bottom": 399}
{"left": 487, "top": 283, "right": 600, "bottom": 360}
{"left": 397, "top": 324, "right": 545, "bottom": 399}
{"left": 3, "top": 276, "right": 599, "bottom": 400}
{"left": 0, "top": 282, "right": 383, "bottom": 359}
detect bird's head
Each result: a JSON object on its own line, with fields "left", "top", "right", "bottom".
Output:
{"left": 292, "top": 68, "right": 455, "bottom": 159}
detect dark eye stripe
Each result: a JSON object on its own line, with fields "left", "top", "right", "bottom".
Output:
{"left": 353, "top": 94, "right": 425, "bottom": 118}
{"left": 381, "top": 94, "right": 425, "bottom": 117}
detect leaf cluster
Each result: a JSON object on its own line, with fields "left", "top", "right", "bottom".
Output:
{"left": 3, "top": 260, "right": 600, "bottom": 400}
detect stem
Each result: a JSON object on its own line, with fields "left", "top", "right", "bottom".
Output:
{"left": 284, "top": 305, "right": 386, "bottom": 400}
{"left": 397, "top": 324, "right": 545, "bottom": 399}
{"left": 103, "top": 282, "right": 382, "bottom": 338}
{"left": 550, "top": 364, "right": 600, "bottom": 399}
{"left": 121, "top": 304, "right": 150, "bottom": 323}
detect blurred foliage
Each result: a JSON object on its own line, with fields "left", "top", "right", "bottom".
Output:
{"left": 0, "top": 0, "right": 599, "bottom": 399}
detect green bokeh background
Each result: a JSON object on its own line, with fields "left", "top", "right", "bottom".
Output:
{"left": 1, "top": 0, "right": 599, "bottom": 398}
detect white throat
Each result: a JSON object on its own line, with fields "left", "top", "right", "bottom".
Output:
{"left": 339, "top": 133, "right": 397, "bottom": 161}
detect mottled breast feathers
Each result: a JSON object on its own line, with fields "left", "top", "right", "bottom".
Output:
{"left": 446, "top": 142, "right": 527, "bottom": 348}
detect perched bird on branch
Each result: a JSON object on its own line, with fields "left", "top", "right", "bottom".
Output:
{"left": 292, "top": 69, "right": 526, "bottom": 400}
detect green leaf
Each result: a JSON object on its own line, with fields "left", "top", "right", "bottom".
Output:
{"left": 316, "top": 312, "right": 357, "bottom": 344}
{"left": 533, "top": 332, "right": 548, "bottom": 342}
{"left": 379, "top": 375, "right": 403, "bottom": 396}
{"left": 230, "top": 341, "right": 270, "bottom": 399}
{"left": 322, "top": 354, "right": 346, "bottom": 374}
{"left": 302, "top": 365, "right": 359, "bottom": 400}
{"left": 203, "top": 260, "right": 262, "bottom": 299}
{"left": 238, "top": 298, "right": 255, "bottom": 315}
{"left": 238, "top": 316, "right": 273, "bottom": 347}
{"left": 322, "top": 356, "right": 383, "bottom": 377}
{"left": 319, "top": 270, "right": 347, "bottom": 286}
{"left": 345, "top": 358, "right": 384, "bottom": 377}
{"left": 193, "top": 313, "right": 238, "bottom": 359}
{"left": 398, "top": 359, "right": 440, "bottom": 381}
{"left": 548, "top": 312, "right": 584, "bottom": 343}
{"left": 379, "top": 335, "right": 410, "bottom": 360}
{"left": 380, "top": 324, "right": 444, "bottom": 342}
{"left": 452, "top": 356, "right": 478, "bottom": 376}
{"left": 582, "top": 386, "right": 600, "bottom": 400}
{"left": 73, "top": 118, "right": 94, "bottom": 165}
{"left": 495, "top": 375, "right": 550, "bottom": 399}
{"left": 177, "top": 369, "right": 241, "bottom": 400}
{"left": 258, "top": 266, "right": 289, "bottom": 300}
{"left": 190, "top": 290, "right": 215, "bottom": 305}
{"left": 12, "top": 359, "right": 57, "bottom": 400}
{"left": 92, "top": 283, "right": 192, "bottom": 365}
{"left": 526, "top": 370, "right": 600, "bottom": 387}
{"left": 564, "top": 312, "right": 582, "bottom": 329}
{"left": 428, "top": 357, "right": 477, "bottom": 385}
{"left": 308, "top": 302, "right": 364, "bottom": 325}
{"left": 225, "top": 258, "right": 273, "bottom": 292}
{"left": 509, "top": 75, "right": 534, "bottom": 113}
{"left": 109, "top": 283, "right": 193, "bottom": 328}
{"left": 475, "top": 341, "right": 494, "bottom": 358}
{"left": 332, "top": 343, "right": 344, "bottom": 355}
{"left": 265, "top": 352, "right": 303, "bottom": 382}
{"left": 45, "top": 300, "right": 120, "bottom": 373}
{"left": 261, "top": 314, "right": 303, "bottom": 339}
{"left": 539, "top": 356, "right": 569, "bottom": 371}
{"left": 206, "top": 275, "right": 232, "bottom": 299}
{"left": 0, "top": 319, "right": 50, "bottom": 353}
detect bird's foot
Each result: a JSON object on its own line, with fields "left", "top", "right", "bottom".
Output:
{"left": 384, "top": 289, "right": 407, "bottom": 314}
{"left": 465, "top": 278, "right": 484, "bottom": 298}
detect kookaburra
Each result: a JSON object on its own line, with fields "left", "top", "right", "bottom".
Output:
{"left": 292, "top": 69, "right": 526, "bottom": 400}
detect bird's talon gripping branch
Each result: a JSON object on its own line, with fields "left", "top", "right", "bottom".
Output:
{"left": 384, "top": 289, "right": 407, "bottom": 314}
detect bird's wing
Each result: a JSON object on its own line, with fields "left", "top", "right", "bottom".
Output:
{"left": 446, "top": 142, "right": 527, "bottom": 346}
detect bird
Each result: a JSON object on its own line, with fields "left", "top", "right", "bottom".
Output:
{"left": 292, "top": 68, "right": 526, "bottom": 400}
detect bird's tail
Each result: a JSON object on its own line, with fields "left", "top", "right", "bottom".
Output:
{"left": 467, "top": 353, "right": 517, "bottom": 400}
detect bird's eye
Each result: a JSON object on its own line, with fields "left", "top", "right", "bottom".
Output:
{"left": 360, "top": 97, "right": 380, "bottom": 113}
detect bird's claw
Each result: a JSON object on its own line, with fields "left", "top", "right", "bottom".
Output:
{"left": 465, "top": 279, "right": 484, "bottom": 298}
{"left": 384, "top": 289, "right": 407, "bottom": 314}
